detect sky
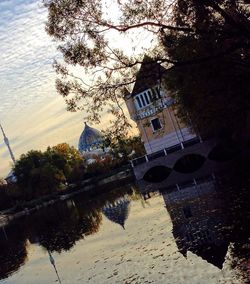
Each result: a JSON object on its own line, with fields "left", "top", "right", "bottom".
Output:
{"left": 0, "top": 0, "right": 155, "bottom": 177}
{"left": 0, "top": 0, "right": 97, "bottom": 176}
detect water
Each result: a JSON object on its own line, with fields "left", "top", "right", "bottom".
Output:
{"left": 0, "top": 173, "right": 249, "bottom": 284}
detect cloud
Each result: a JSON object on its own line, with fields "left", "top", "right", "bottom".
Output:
{"left": 0, "top": 0, "right": 61, "bottom": 175}
{"left": 0, "top": 0, "right": 59, "bottom": 115}
{"left": 0, "top": 0, "right": 138, "bottom": 177}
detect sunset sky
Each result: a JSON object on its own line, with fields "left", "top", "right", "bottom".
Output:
{"left": 0, "top": 0, "right": 152, "bottom": 176}
{"left": 0, "top": 0, "right": 84, "bottom": 176}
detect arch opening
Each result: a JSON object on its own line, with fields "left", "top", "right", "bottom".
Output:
{"left": 208, "top": 144, "right": 239, "bottom": 162}
{"left": 143, "top": 166, "right": 172, "bottom": 183}
{"left": 174, "top": 154, "right": 206, "bottom": 173}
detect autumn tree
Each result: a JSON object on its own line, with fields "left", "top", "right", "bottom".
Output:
{"left": 47, "top": 143, "right": 85, "bottom": 182}
{"left": 13, "top": 144, "right": 84, "bottom": 199}
{"left": 44, "top": 0, "right": 250, "bottom": 140}
{"left": 13, "top": 150, "right": 66, "bottom": 199}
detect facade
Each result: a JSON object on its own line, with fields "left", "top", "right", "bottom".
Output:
{"left": 124, "top": 57, "right": 196, "bottom": 154}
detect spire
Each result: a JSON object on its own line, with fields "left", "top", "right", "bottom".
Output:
{"left": 0, "top": 123, "right": 16, "bottom": 164}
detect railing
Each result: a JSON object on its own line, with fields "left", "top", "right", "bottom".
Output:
{"left": 131, "top": 136, "right": 202, "bottom": 167}
{"left": 133, "top": 98, "right": 174, "bottom": 120}
{"left": 160, "top": 174, "right": 216, "bottom": 195}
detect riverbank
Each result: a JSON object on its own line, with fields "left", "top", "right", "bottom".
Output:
{"left": 0, "top": 165, "right": 134, "bottom": 226}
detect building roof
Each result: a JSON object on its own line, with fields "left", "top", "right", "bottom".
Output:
{"left": 78, "top": 122, "right": 103, "bottom": 153}
{"left": 131, "top": 55, "right": 167, "bottom": 96}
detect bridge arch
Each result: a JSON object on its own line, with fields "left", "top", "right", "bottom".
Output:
{"left": 208, "top": 144, "right": 239, "bottom": 162}
{"left": 143, "top": 165, "right": 172, "bottom": 183}
{"left": 173, "top": 154, "right": 206, "bottom": 174}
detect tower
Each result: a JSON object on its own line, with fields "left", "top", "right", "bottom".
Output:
{"left": 0, "top": 124, "right": 16, "bottom": 164}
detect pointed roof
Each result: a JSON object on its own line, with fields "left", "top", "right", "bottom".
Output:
{"left": 78, "top": 122, "right": 103, "bottom": 152}
{"left": 102, "top": 197, "right": 130, "bottom": 229}
{"left": 131, "top": 55, "right": 167, "bottom": 96}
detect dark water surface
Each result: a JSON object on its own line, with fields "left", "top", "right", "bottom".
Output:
{"left": 0, "top": 171, "right": 249, "bottom": 283}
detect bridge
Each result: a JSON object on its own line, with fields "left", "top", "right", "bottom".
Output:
{"left": 130, "top": 137, "right": 234, "bottom": 194}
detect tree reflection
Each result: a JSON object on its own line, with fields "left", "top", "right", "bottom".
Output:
{"left": 24, "top": 183, "right": 135, "bottom": 253}
{"left": 0, "top": 223, "right": 28, "bottom": 280}
{"left": 0, "top": 182, "right": 136, "bottom": 281}
{"left": 27, "top": 202, "right": 102, "bottom": 252}
{"left": 223, "top": 158, "right": 250, "bottom": 284}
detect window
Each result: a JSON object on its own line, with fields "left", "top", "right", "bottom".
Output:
{"left": 151, "top": 118, "right": 162, "bottom": 132}
{"left": 148, "top": 90, "right": 153, "bottom": 101}
{"left": 152, "top": 87, "right": 159, "bottom": 100}
{"left": 144, "top": 92, "right": 150, "bottom": 104}
{"left": 140, "top": 94, "right": 146, "bottom": 106}
{"left": 135, "top": 97, "right": 142, "bottom": 108}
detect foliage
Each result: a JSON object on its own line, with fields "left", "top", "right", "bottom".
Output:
{"left": 107, "top": 135, "right": 145, "bottom": 160}
{"left": 13, "top": 144, "right": 84, "bottom": 200}
{"left": 161, "top": 0, "right": 250, "bottom": 138}
{"left": 85, "top": 154, "right": 124, "bottom": 176}
{"left": 47, "top": 143, "right": 85, "bottom": 182}
{"left": 0, "top": 183, "right": 14, "bottom": 210}
{"left": 44, "top": 0, "right": 250, "bottom": 140}
{"left": 85, "top": 135, "right": 145, "bottom": 175}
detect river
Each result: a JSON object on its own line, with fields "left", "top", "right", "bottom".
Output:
{"left": 0, "top": 168, "right": 249, "bottom": 283}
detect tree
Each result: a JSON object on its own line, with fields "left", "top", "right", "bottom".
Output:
{"left": 46, "top": 143, "right": 85, "bottom": 182}
{"left": 13, "top": 150, "right": 65, "bottom": 199}
{"left": 44, "top": 0, "right": 250, "bottom": 140}
{"left": 161, "top": 0, "right": 250, "bottom": 138}
{"left": 13, "top": 144, "right": 84, "bottom": 199}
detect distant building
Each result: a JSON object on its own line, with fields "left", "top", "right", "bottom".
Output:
{"left": 78, "top": 122, "right": 104, "bottom": 153}
{"left": 124, "top": 56, "right": 196, "bottom": 154}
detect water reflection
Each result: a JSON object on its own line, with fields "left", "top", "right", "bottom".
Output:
{"left": 157, "top": 160, "right": 250, "bottom": 283}
{"left": 161, "top": 176, "right": 229, "bottom": 269}
{"left": 0, "top": 223, "right": 28, "bottom": 280}
{"left": 0, "top": 163, "right": 249, "bottom": 283}
{"left": 0, "top": 184, "right": 136, "bottom": 280}
{"left": 102, "top": 197, "right": 131, "bottom": 229}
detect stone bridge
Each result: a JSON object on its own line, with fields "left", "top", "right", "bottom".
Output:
{"left": 131, "top": 138, "right": 232, "bottom": 193}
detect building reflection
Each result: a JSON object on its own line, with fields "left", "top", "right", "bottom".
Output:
{"left": 160, "top": 175, "right": 230, "bottom": 269}
{"left": 102, "top": 197, "right": 131, "bottom": 229}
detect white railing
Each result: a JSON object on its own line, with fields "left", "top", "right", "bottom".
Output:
{"left": 134, "top": 98, "right": 174, "bottom": 120}
{"left": 130, "top": 136, "right": 202, "bottom": 167}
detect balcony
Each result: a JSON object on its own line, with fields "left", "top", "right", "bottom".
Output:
{"left": 133, "top": 98, "right": 174, "bottom": 120}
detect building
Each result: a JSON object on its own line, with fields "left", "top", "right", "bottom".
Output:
{"left": 124, "top": 56, "right": 196, "bottom": 154}
{"left": 78, "top": 122, "right": 104, "bottom": 154}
